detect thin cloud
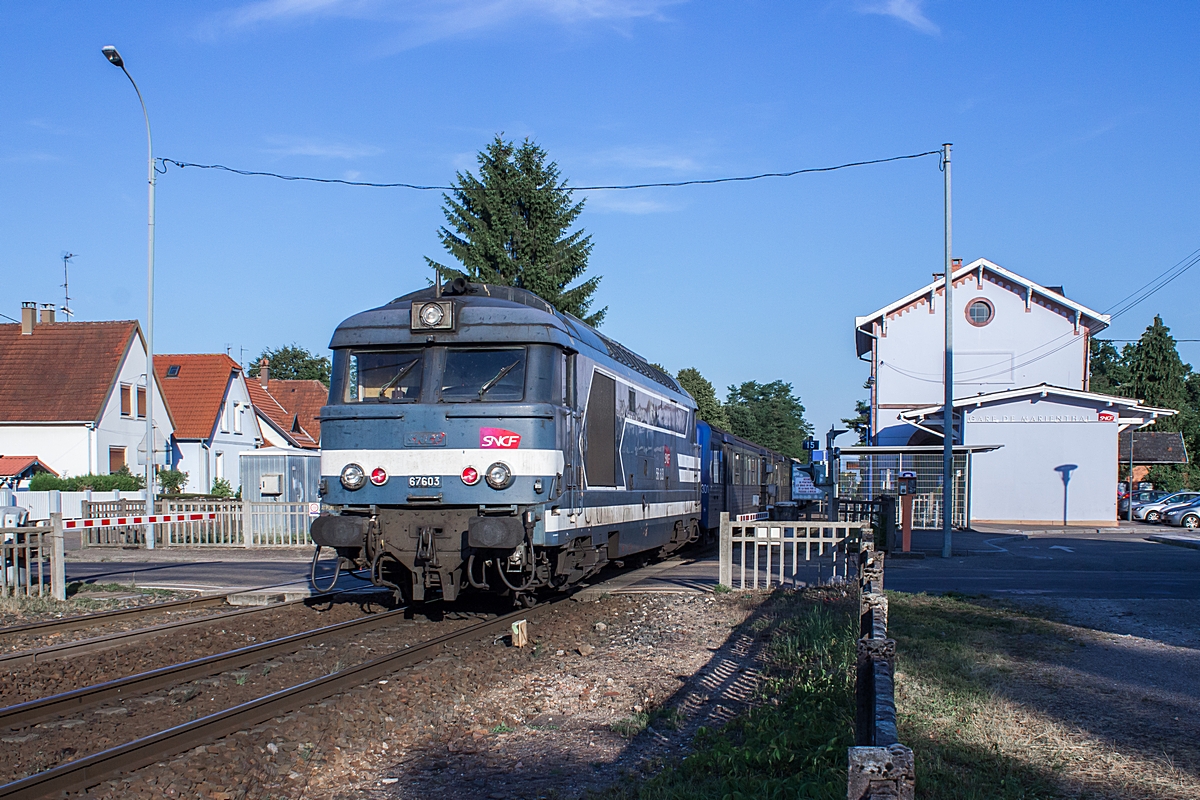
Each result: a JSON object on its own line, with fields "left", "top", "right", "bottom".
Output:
{"left": 582, "top": 192, "right": 677, "bottom": 214}
{"left": 593, "top": 146, "right": 702, "bottom": 173}
{"left": 263, "top": 135, "right": 383, "bottom": 159}
{"left": 860, "top": 0, "right": 939, "bottom": 35}
{"left": 205, "top": 0, "right": 681, "bottom": 46}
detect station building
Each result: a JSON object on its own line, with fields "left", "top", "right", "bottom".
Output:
{"left": 849, "top": 258, "right": 1174, "bottom": 527}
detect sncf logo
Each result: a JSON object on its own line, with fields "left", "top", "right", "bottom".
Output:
{"left": 1098, "top": 411, "right": 1117, "bottom": 422}
{"left": 480, "top": 427, "right": 521, "bottom": 449}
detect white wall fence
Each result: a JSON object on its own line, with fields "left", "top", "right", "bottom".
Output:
{"left": 7, "top": 490, "right": 147, "bottom": 523}
{"left": 718, "top": 512, "right": 868, "bottom": 590}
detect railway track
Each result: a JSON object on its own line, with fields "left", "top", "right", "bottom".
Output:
{"left": 0, "top": 583, "right": 389, "bottom": 667}
{"left": 0, "top": 603, "right": 544, "bottom": 799}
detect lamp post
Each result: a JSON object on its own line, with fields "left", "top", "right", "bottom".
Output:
{"left": 941, "top": 143, "right": 953, "bottom": 559}
{"left": 102, "top": 45, "right": 157, "bottom": 533}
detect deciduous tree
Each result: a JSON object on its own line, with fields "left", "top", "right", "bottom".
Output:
{"left": 247, "top": 344, "right": 331, "bottom": 387}
{"left": 677, "top": 367, "right": 729, "bottom": 428}
{"left": 725, "top": 380, "right": 813, "bottom": 460}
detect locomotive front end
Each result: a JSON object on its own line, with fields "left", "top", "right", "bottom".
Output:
{"left": 313, "top": 283, "right": 576, "bottom": 604}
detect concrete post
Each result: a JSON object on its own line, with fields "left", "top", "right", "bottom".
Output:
{"left": 49, "top": 512, "right": 66, "bottom": 601}
{"left": 718, "top": 512, "right": 731, "bottom": 589}
{"left": 847, "top": 745, "right": 915, "bottom": 800}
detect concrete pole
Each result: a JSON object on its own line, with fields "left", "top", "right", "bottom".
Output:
{"left": 941, "top": 143, "right": 954, "bottom": 559}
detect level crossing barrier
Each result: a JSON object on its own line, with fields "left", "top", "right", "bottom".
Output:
{"left": 717, "top": 512, "right": 868, "bottom": 590}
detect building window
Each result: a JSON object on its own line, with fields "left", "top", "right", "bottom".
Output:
{"left": 233, "top": 402, "right": 243, "bottom": 434}
{"left": 137, "top": 386, "right": 147, "bottom": 418}
{"left": 219, "top": 403, "right": 229, "bottom": 433}
{"left": 109, "top": 446, "right": 126, "bottom": 473}
{"left": 120, "top": 384, "right": 132, "bottom": 417}
{"left": 966, "top": 298, "right": 994, "bottom": 327}
{"left": 166, "top": 365, "right": 181, "bottom": 378}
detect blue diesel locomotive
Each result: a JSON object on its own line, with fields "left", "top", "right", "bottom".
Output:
{"left": 312, "top": 280, "right": 801, "bottom": 604}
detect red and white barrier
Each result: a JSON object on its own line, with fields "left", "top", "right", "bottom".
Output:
{"left": 735, "top": 512, "right": 770, "bottom": 522}
{"left": 62, "top": 513, "right": 218, "bottom": 530}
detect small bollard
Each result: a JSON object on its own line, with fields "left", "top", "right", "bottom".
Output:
{"left": 511, "top": 619, "right": 528, "bottom": 648}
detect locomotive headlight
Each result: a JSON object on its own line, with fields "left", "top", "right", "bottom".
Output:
{"left": 419, "top": 302, "right": 445, "bottom": 327}
{"left": 340, "top": 463, "right": 366, "bottom": 491}
{"left": 485, "top": 462, "right": 513, "bottom": 490}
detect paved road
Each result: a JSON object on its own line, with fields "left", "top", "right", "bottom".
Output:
{"left": 885, "top": 529, "right": 1200, "bottom": 599}
{"left": 66, "top": 558, "right": 371, "bottom": 593}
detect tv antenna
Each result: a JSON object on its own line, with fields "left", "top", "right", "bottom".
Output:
{"left": 61, "top": 252, "right": 78, "bottom": 319}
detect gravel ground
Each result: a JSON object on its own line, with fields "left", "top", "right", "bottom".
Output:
{"left": 0, "top": 587, "right": 203, "bottom": 645}
{"left": 2, "top": 607, "right": 481, "bottom": 783}
{"left": 0, "top": 600, "right": 232, "bottom": 657}
{"left": 69, "top": 591, "right": 769, "bottom": 800}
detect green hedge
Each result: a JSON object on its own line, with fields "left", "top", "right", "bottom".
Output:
{"left": 28, "top": 467, "right": 145, "bottom": 492}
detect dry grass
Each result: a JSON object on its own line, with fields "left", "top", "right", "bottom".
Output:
{"left": 890, "top": 592, "right": 1200, "bottom": 799}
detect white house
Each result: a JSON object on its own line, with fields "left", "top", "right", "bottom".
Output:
{"left": 853, "top": 259, "right": 1175, "bottom": 526}
{"left": 0, "top": 304, "right": 174, "bottom": 478}
{"left": 155, "top": 354, "right": 264, "bottom": 494}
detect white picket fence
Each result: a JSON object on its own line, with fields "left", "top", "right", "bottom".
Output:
{"left": 718, "top": 512, "right": 868, "bottom": 590}
{"left": 158, "top": 500, "right": 314, "bottom": 547}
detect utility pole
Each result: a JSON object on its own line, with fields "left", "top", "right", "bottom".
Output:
{"left": 61, "top": 253, "right": 78, "bottom": 319}
{"left": 941, "top": 143, "right": 953, "bottom": 559}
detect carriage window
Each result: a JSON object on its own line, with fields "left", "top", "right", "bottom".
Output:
{"left": 345, "top": 350, "right": 423, "bottom": 403}
{"left": 441, "top": 348, "right": 526, "bottom": 402}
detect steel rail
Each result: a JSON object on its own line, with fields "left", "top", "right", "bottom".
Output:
{"left": 0, "top": 592, "right": 233, "bottom": 642}
{"left": 0, "top": 607, "right": 408, "bottom": 730}
{"left": 0, "top": 600, "right": 302, "bottom": 668}
{"left": 0, "top": 603, "right": 543, "bottom": 800}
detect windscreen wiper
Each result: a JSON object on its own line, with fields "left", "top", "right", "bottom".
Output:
{"left": 478, "top": 361, "right": 519, "bottom": 399}
{"left": 377, "top": 359, "right": 418, "bottom": 402}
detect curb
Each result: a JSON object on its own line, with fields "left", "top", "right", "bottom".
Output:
{"left": 1146, "top": 534, "right": 1200, "bottom": 551}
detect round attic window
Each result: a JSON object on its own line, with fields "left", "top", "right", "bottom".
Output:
{"left": 966, "top": 299, "right": 994, "bottom": 326}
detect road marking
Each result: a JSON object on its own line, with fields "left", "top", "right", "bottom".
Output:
{"left": 1050, "top": 545, "right": 1075, "bottom": 553}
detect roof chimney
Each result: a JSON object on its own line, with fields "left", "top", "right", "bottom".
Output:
{"left": 259, "top": 357, "right": 270, "bottom": 388}
{"left": 20, "top": 302, "right": 36, "bottom": 335}
{"left": 39, "top": 303, "right": 56, "bottom": 324}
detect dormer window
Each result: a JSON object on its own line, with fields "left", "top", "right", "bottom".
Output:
{"left": 166, "top": 365, "right": 181, "bottom": 378}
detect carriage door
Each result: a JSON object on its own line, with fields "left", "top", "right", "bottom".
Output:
{"left": 584, "top": 371, "right": 618, "bottom": 488}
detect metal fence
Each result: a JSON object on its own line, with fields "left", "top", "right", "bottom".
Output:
{"left": 838, "top": 452, "right": 968, "bottom": 529}
{"left": 718, "top": 512, "right": 868, "bottom": 590}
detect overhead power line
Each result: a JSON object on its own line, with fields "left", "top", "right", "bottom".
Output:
{"left": 157, "top": 150, "right": 942, "bottom": 191}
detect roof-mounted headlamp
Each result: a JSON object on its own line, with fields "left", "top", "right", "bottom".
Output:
{"left": 411, "top": 300, "right": 454, "bottom": 332}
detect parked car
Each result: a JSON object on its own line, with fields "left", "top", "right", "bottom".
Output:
{"left": 1120, "top": 489, "right": 1167, "bottom": 517}
{"left": 1163, "top": 498, "right": 1200, "bottom": 529}
{"left": 1133, "top": 491, "right": 1200, "bottom": 522}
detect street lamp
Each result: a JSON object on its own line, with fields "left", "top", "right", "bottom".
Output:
{"left": 102, "top": 45, "right": 158, "bottom": 539}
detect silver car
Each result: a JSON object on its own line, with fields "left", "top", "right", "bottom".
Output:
{"left": 1163, "top": 498, "right": 1200, "bottom": 529}
{"left": 1134, "top": 491, "right": 1200, "bottom": 522}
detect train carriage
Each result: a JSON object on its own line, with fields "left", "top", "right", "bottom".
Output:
{"left": 313, "top": 281, "right": 702, "bottom": 605}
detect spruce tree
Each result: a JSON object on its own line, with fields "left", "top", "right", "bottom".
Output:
{"left": 676, "top": 368, "right": 729, "bottom": 428}
{"left": 842, "top": 380, "right": 872, "bottom": 444}
{"left": 1128, "top": 315, "right": 1188, "bottom": 431}
{"left": 427, "top": 135, "right": 605, "bottom": 326}
{"left": 1088, "top": 339, "right": 1133, "bottom": 396}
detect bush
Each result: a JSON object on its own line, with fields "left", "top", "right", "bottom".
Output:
{"left": 157, "top": 469, "right": 189, "bottom": 495}
{"left": 210, "top": 477, "right": 234, "bottom": 498}
{"left": 28, "top": 466, "right": 145, "bottom": 492}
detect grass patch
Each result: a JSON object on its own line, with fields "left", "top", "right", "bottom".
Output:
{"left": 889, "top": 592, "right": 1065, "bottom": 799}
{"left": 599, "top": 588, "right": 857, "bottom": 799}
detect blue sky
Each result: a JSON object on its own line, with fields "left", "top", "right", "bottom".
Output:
{"left": 4, "top": 1, "right": 1198, "bottom": 431}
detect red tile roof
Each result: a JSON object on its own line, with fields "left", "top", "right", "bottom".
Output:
{"left": 0, "top": 455, "right": 58, "bottom": 478}
{"left": 260, "top": 379, "right": 327, "bottom": 445}
{"left": 0, "top": 321, "right": 139, "bottom": 423}
{"left": 245, "top": 379, "right": 318, "bottom": 449}
{"left": 155, "top": 354, "right": 241, "bottom": 440}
